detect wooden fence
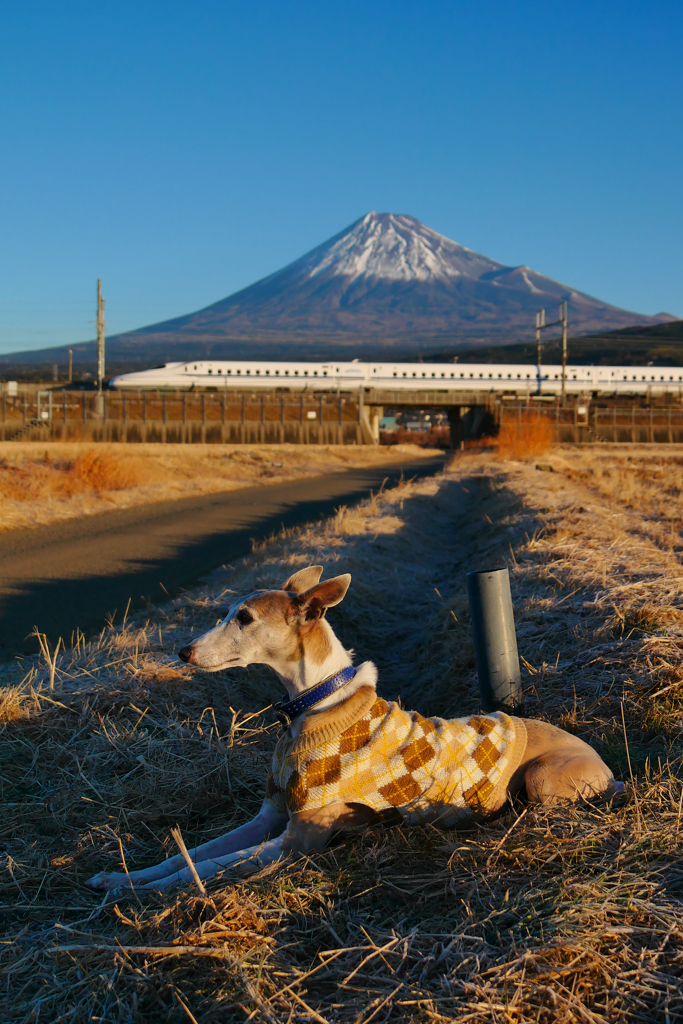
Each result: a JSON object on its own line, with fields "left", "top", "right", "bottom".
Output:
{"left": 499, "top": 403, "right": 683, "bottom": 444}
{"left": 0, "top": 390, "right": 368, "bottom": 444}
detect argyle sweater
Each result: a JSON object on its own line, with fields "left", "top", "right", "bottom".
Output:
{"left": 265, "top": 678, "right": 527, "bottom": 827}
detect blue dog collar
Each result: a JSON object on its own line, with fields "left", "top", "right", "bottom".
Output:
{"left": 275, "top": 666, "right": 357, "bottom": 726}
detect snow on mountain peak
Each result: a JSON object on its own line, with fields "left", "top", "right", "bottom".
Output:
{"left": 303, "top": 212, "right": 503, "bottom": 283}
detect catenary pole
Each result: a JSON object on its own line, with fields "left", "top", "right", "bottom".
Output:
{"left": 96, "top": 279, "right": 105, "bottom": 396}
{"left": 560, "top": 301, "right": 568, "bottom": 401}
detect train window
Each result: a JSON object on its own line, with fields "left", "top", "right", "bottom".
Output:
{"left": 227, "top": 369, "right": 232, "bottom": 374}
{"left": 193, "top": 365, "right": 197, "bottom": 370}
{"left": 412, "top": 372, "right": 417, "bottom": 377}
{"left": 208, "top": 369, "right": 212, "bottom": 374}
{"left": 393, "top": 372, "right": 397, "bottom": 377}
{"left": 246, "top": 370, "right": 251, "bottom": 374}
{"left": 217, "top": 369, "right": 222, "bottom": 374}
{"left": 266, "top": 369, "right": 270, "bottom": 374}
{"left": 422, "top": 372, "right": 426, "bottom": 377}
{"left": 285, "top": 371, "right": 289, "bottom": 375}
{"left": 441, "top": 373, "right": 445, "bottom": 377}
{"left": 479, "top": 373, "right": 483, "bottom": 378}
{"left": 431, "top": 372, "right": 435, "bottom": 377}
{"left": 470, "top": 373, "right": 474, "bottom": 378}
{"left": 497, "top": 373, "right": 502, "bottom": 378}
{"left": 255, "top": 370, "right": 260, "bottom": 374}
{"left": 295, "top": 370, "right": 299, "bottom": 375}
{"left": 313, "top": 371, "right": 318, "bottom": 376}
{"left": 304, "top": 371, "right": 308, "bottom": 375}
{"left": 403, "top": 372, "right": 407, "bottom": 377}
{"left": 323, "top": 371, "right": 328, "bottom": 376}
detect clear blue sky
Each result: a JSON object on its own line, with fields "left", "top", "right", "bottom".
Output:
{"left": 1, "top": 0, "right": 681, "bottom": 353}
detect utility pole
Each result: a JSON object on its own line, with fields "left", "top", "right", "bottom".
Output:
{"left": 559, "top": 301, "right": 568, "bottom": 401}
{"left": 536, "top": 309, "right": 545, "bottom": 368}
{"left": 535, "top": 303, "right": 569, "bottom": 399}
{"left": 96, "top": 278, "right": 105, "bottom": 403}
{"left": 68, "top": 349, "right": 73, "bottom": 383}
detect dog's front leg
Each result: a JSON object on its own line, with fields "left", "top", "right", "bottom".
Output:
{"left": 86, "top": 802, "right": 288, "bottom": 891}
{"left": 138, "top": 802, "right": 374, "bottom": 891}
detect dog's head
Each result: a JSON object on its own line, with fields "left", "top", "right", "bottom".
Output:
{"left": 177, "top": 566, "right": 351, "bottom": 672}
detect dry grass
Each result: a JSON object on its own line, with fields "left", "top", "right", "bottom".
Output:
{"left": 0, "top": 441, "right": 438, "bottom": 533}
{"left": 0, "top": 447, "right": 151, "bottom": 501}
{"left": 1, "top": 445, "right": 683, "bottom": 1021}
{"left": 495, "top": 411, "right": 555, "bottom": 460}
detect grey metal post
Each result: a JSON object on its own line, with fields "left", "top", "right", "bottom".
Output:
{"left": 466, "top": 567, "right": 523, "bottom": 713}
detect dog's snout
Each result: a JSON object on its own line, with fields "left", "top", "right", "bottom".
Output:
{"left": 178, "top": 643, "right": 195, "bottom": 664}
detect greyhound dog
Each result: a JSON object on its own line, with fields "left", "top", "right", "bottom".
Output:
{"left": 87, "top": 566, "right": 623, "bottom": 891}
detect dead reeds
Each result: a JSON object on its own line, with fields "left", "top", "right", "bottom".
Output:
{"left": 495, "top": 409, "right": 555, "bottom": 460}
{"left": 1, "top": 446, "right": 683, "bottom": 1021}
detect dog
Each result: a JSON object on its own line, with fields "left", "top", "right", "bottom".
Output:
{"left": 87, "top": 566, "right": 624, "bottom": 891}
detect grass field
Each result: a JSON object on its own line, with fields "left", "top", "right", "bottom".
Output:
{"left": 2, "top": 442, "right": 683, "bottom": 1022}
{"left": 0, "top": 442, "right": 438, "bottom": 533}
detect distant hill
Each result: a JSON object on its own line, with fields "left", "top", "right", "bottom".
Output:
{"left": 0, "top": 212, "right": 674, "bottom": 376}
{"left": 423, "top": 319, "right": 683, "bottom": 366}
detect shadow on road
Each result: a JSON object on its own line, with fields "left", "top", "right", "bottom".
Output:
{"left": 0, "top": 456, "right": 446, "bottom": 661}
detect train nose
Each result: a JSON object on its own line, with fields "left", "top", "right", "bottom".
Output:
{"left": 178, "top": 643, "right": 195, "bottom": 664}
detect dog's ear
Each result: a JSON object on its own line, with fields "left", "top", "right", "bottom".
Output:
{"left": 293, "top": 574, "right": 351, "bottom": 631}
{"left": 281, "top": 565, "right": 324, "bottom": 594}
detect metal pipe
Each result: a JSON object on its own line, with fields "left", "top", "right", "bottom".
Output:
{"left": 466, "top": 567, "right": 523, "bottom": 713}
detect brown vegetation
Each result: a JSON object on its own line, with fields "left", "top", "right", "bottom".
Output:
{"left": 0, "top": 441, "right": 438, "bottom": 532}
{"left": 1, "top": 446, "right": 683, "bottom": 1021}
{"left": 0, "top": 446, "right": 151, "bottom": 501}
{"left": 495, "top": 409, "right": 555, "bottom": 460}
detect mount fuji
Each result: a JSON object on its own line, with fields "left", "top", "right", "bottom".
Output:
{"left": 105, "top": 212, "right": 667, "bottom": 359}
{"left": 3, "top": 213, "right": 672, "bottom": 367}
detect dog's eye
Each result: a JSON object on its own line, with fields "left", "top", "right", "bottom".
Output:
{"left": 236, "top": 608, "right": 254, "bottom": 627}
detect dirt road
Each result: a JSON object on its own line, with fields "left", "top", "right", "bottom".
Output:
{"left": 0, "top": 455, "right": 445, "bottom": 661}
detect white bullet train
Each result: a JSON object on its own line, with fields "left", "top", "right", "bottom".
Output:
{"left": 109, "top": 360, "right": 683, "bottom": 396}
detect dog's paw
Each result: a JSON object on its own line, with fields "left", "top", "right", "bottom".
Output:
{"left": 603, "top": 780, "right": 629, "bottom": 805}
{"left": 86, "top": 870, "right": 131, "bottom": 891}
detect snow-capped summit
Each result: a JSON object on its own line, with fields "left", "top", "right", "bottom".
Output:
{"left": 106, "top": 212, "right": 670, "bottom": 357}
{"left": 302, "top": 212, "right": 502, "bottom": 283}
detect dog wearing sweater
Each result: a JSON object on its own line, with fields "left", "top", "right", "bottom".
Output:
{"left": 87, "top": 566, "right": 623, "bottom": 891}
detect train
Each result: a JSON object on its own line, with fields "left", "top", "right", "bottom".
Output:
{"left": 109, "top": 359, "right": 683, "bottom": 397}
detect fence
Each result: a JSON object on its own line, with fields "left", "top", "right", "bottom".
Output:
{"left": 499, "top": 403, "right": 683, "bottom": 444}
{"left": 0, "top": 390, "right": 368, "bottom": 444}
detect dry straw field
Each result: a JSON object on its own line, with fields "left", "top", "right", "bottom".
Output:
{"left": 2, "top": 428, "right": 683, "bottom": 1021}
{"left": 0, "top": 441, "right": 436, "bottom": 532}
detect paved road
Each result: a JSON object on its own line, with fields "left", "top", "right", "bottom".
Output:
{"left": 0, "top": 455, "right": 445, "bottom": 661}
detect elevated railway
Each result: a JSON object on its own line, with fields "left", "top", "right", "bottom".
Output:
{"left": 3, "top": 357, "right": 683, "bottom": 444}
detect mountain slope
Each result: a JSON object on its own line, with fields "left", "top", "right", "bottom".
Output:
{"left": 110, "top": 213, "right": 667, "bottom": 352}
{"left": 1, "top": 213, "right": 672, "bottom": 368}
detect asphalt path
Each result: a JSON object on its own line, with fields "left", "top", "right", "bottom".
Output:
{"left": 0, "top": 454, "right": 446, "bottom": 661}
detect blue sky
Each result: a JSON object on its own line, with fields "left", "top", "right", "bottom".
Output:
{"left": 0, "top": 0, "right": 681, "bottom": 353}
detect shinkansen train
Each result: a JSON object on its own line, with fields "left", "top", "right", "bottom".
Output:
{"left": 109, "top": 360, "right": 683, "bottom": 396}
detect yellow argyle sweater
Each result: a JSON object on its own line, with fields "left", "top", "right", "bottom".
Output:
{"left": 265, "top": 683, "right": 526, "bottom": 826}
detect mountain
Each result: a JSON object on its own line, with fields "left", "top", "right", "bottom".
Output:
{"left": 1, "top": 213, "right": 673, "bottom": 370}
